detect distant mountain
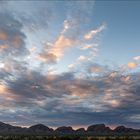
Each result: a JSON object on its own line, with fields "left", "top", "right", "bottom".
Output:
{"left": 87, "top": 124, "right": 112, "bottom": 134}
{"left": 55, "top": 126, "right": 74, "bottom": 134}
{"left": 76, "top": 128, "right": 86, "bottom": 133}
{"left": 114, "top": 125, "right": 140, "bottom": 134}
{"left": 0, "top": 122, "right": 139, "bottom": 135}
{"left": 0, "top": 121, "right": 13, "bottom": 129}
{"left": 29, "top": 124, "right": 53, "bottom": 132}
{"left": 0, "top": 121, "right": 22, "bottom": 132}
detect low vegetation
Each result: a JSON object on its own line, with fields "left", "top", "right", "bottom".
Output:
{"left": 0, "top": 135, "right": 139, "bottom": 140}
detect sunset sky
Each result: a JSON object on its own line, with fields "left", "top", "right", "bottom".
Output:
{"left": 0, "top": 1, "right": 140, "bottom": 129}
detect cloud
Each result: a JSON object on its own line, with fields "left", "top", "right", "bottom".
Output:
{"left": 89, "top": 66, "right": 103, "bottom": 74}
{"left": 37, "top": 19, "right": 76, "bottom": 64}
{"left": 37, "top": 34, "right": 75, "bottom": 64}
{"left": 68, "top": 55, "right": 90, "bottom": 71}
{"left": 51, "top": 35, "right": 74, "bottom": 59}
{"left": 3, "top": 1, "right": 53, "bottom": 32}
{"left": 127, "top": 62, "right": 137, "bottom": 69}
{"left": 0, "top": 31, "right": 7, "bottom": 40}
{"left": 89, "top": 63, "right": 108, "bottom": 74}
{"left": 0, "top": 12, "right": 29, "bottom": 58}
{"left": 0, "top": 59, "right": 27, "bottom": 74}
{"left": 33, "top": 1, "right": 102, "bottom": 65}
{"left": 0, "top": 67, "right": 139, "bottom": 128}
{"left": 109, "top": 71, "right": 118, "bottom": 78}
{"left": 61, "top": 20, "right": 71, "bottom": 34}
{"left": 37, "top": 53, "right": 57, "bottom": 64}
{"left": 77, "top": 56, "right": 88, "bottom": 62}
{"left": 0, "top": 1, "right": 139, "bottom": 129}
{"left": 133, "top": 56, "right": 140, "bottom": 61}
{"left": 0, "top": 84, "right": 7, "bottom": 93}
{"left": 65, "top": 1, "right": 95, "bottom": 25}
{"left": 84, "top": 23, "right": 106, "bottom": 40}
{"left": 81, "top": 44, "right": 98, "bottom": 50}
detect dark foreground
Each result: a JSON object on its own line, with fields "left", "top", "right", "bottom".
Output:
{"left": 0, "top": 122, "right": 139, "bottom": 139}
{"left": 0, "top": 135, "right": 140, "bottom": 140}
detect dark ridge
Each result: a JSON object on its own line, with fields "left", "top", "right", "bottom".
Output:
{"left": 76, "top": 128, "right": 86, "bottom": 133}
{"left": 0, "top": 122, "right": 139, "bottom": 135}
{"left": 29, "top": 124, "right": 53, "bottom": 132}
{"left": 87, "top": 124, "right": 112, "bottom": 134}
{"left": 55, "top": 126, "right": 74, "bottom": 134}
{"left": 114, "top": 125, "right": 139, "bottom": 133}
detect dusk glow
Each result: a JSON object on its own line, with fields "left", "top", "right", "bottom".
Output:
{"left": 0, "top": 1, "right": 140, "bottom": 129}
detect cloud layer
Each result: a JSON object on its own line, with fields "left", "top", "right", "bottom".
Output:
{"left": 0, "top": 1, "right": 139, "bottom": 129}
{"left": 0, "top": 65, "right": 140, "bottom": 128}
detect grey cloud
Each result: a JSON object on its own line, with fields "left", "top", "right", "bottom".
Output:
{"left": 5, "top": 1, "right": 54, "bottom": 31}
{"left": 0, "top": 69, "right": 139, "bottom": 128}
{"left": 0, "top": 12, "right": 29, "bottom": 58}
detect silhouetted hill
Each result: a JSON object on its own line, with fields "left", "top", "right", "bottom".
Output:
{"left": 87, "top": 124, "right": 112, "bottom": 134}
{"left": 76, "top": 128, "right": 86, "bottom": 133}
{"left": 55, "top": 126, "right": 74, "bottom": 134}
{"left": 29, "top": 124, "right": 53, "bottom": 132}
{"left": 0, "top": 121, "right": 13, "bottom": 129}
{"left": 114, "top": 125, "right": 140, "bottom": 134}
{"left": 0, "top": 121, "right": 23, "bottom": 133}
{"left": 0, "top": 122, "right": 139, "bottom": 135}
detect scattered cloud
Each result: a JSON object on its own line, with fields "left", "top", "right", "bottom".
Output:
{"left": 61, "top": 20, "right": 71, "bottom": 34}
{"left": 37, "top": 53, "right": 57, "bottom": 64}
{"left": 0, "top": 1, "right": 139, "bottom": 129}
{"left": 81, "top": 44, "right": 98, "bottom": 50}
{"left": 51, "top": 35, "right": 74, "bottom": 59}
{"left": 127, "top": 62, "right": 137, "bottom": 69}
{"left": 77, "top": 55, "right": 88, "bottom": 62}
{"left": 133, "top": 56, "right": 140, "bottom": 61}
{"left": 84, "top": 23, "right": 106, "bottom": 40}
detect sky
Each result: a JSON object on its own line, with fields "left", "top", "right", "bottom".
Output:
{"left": 0, "top": 0, "right": 140, "bottom": 129}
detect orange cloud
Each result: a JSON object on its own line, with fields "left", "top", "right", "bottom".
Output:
{"left": 0, "top": 44, "right": 8, "bottom": 51}
{"left": 0, "top": 31, "right": 7, "bottom": 40}
{"left": 50, "top": 35, "right": 74, "bottom": 60}
{"left": 38, "top": 35, "right": 74, "bottom": 63}
{"left": 121, "top": 76, "right": 130, "bottom": 84}
{"left": 128, "top": 62, "right": 137, "bottom": 69}
{"left": 109, "top": 100, "right": 120, "bottom": 107}
{"left": 109, "top": 71, "right": 118, "bottom": 78}
{"left": 0, "top": 84, "right": 8, "bottom": 94}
